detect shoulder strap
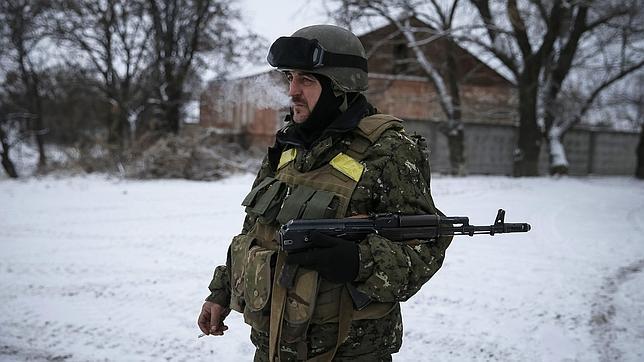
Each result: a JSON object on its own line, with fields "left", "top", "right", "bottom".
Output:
{"left": 355, "top": 114, "right": 404, "bottom": 142}
{"left": 347, "top": 114, "right": 404, "bottom": 158}
{"left": 305, "top": 286, "right": 353, "bottom": 362}
{"left": 269, "top": 253, "right": 288, "bottom": 362}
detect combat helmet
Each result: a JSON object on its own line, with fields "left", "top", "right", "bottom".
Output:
{"left": 267, "top": 25, "right": 368, "bottom": 92}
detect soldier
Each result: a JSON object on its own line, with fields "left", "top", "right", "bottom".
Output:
{"left": 198, "top": 25, "right": 452, "bottom": 361}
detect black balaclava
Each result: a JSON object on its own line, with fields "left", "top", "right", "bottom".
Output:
{"left": 290, "top": 74, "right": 343, "bottom": 148}
{"left": 269, "top": 75, "right": 376, "bottom": 169}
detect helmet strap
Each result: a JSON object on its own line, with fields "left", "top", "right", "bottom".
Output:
{"left": 331, "top": 83, "right": 349, "bottom": 113}
{"left": 339, "top": 93, "right": 348, "bottom": 113}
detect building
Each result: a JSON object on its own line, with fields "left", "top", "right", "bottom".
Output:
{"left": 199, "top": 20, "right": 639, "bottom": 175}
{"left": 201, "top": 18, "right": 517, "bottom": 140}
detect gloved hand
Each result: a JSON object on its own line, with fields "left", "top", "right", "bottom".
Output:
{"left": 284, "top": 231, "right": 360, "bottom": 283}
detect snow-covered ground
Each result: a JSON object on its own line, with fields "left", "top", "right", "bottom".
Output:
{"left": 1, "top": 174, "right": 643, "bottom": 361}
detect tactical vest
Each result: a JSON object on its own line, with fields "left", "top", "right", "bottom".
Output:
{"left": 229, "top": 114, "right": 403, "bottom": 361}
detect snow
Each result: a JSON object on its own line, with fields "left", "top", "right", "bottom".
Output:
{"left": 183, "top": 101, "right": 201, "bottom": 124}
{"left": 547, "top": 125, "right": 569, "bottom": 169}
{"left": 1, "top": 174, "right": 644, "bottom": 361}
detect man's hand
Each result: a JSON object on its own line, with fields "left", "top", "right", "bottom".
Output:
{"left": 285, "top": 231, "right": 359, "bottom": 283}
{"left": 197, "top": 301, "right": 230, "bottom": 336}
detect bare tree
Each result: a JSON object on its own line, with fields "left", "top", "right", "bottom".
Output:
{"left": 469, "top": 0, "right": 643, "bottom": 176}
{"left": 638, "top": 124, "right": 644, "bottom": 179}
{"left": 468, "top": 0, "right": 571, "bottom": 176}
{"left": 0, "top": 5, "right": 18, "bottom": 178}
{"left": 145, "top": 0, "right": 249, "bottom": 134}
{"left": 56, "top": 0, "right": 151, "bottom": 156}
{"left": 0, "top": 78, "right": 35, "bottom": 178}
{"left": 541, "top": 1, "right": 643, "bottom": 174}
{"left": 625, "top": 75, "right": 644, "bottom": 178}
{"left": 0, "top": 0, "right": 51, "bottom": 171}
{"left": 0, "top": 115, "right": 20, "bottom": 178}
{"left": 328, "top": 0, "right": 468, "bottom": 175}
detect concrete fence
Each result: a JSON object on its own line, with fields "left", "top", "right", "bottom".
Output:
{"left": 404, "top": 120, "right": 640, "bottom": 176}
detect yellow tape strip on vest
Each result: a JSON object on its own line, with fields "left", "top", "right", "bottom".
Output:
{"left": 278, "top": 148, "right": 297, "bottom": 170}
{"left": 330, "top": 153, "right": 364, "bottom": 182}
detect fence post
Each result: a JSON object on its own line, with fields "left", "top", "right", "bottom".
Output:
{"left": 588, "top": 129, "right": 596, "bottom": 175}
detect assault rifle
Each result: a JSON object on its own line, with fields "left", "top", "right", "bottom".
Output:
{"left": 277, "top": 209, "right": 530, "bottom": 309}
{"left": 279, "top": 209, "right": 530, "bottom": 253}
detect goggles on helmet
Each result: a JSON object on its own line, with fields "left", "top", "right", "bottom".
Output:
{"left": 267, "top": 36, "right": 368, "bottom": 72}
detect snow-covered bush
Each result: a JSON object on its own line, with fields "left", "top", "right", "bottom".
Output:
{"left": 129, "top": 129, "right": 262, "bottom": 181}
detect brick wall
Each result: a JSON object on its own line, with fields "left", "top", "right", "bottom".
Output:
{"left": 367, "top": 74, "right": 517, "bottom": 125}
{"left": 359, "top": 18, "right": 512, "bottom": 87}
{"left": 200, "top": 71, "right": 287, "bottom": 137}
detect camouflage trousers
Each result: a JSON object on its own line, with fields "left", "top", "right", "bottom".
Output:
{"left": 251, "top": 304, "right": 401, "bottom": 361}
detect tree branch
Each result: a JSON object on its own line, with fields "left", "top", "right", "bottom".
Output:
{"left": 562, "top": 59, "right": 644, "bottom": 132}
{"left": 507, "top": 0, "right": 533, "bottom": 59}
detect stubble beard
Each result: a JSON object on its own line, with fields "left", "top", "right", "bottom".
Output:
{"left": 291, "top": 96, "right": 310, "bottom": 123}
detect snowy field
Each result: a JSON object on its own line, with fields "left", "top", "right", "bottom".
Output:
{"left": 1, "top": 174, "right": 643, "bottom": 362}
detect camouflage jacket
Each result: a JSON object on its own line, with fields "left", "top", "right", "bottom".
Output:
{"left": 205, "top": 114, "right": 452, "bottom": 358}
{"left": 207, "top": 116, "right": 451, "bottom": 307}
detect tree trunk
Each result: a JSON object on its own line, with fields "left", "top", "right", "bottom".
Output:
{"left": 106, "top": 103, "right": 125, "bottom": 164}
{"left": 546, "top": 126, "right": 569, "bottom": 175}
{"left": 1, "top": 150, "right": 18, "bottom": 178}
{"left": 445, "top": 40, "right": 466, "bottom": 176}
{"left": 33, "top": 93, "right": 47, "bottom": 171}
{"left": 513, "top": 77, "right": 542, "bottom": 176}
{"left": 35, "top": 128, "right": 46, "bottom": 169}
{"left": 166, "top": 101, "right": 181, "bottom": 134}
{"left": 637, "top": 123, "right": 644, "bottom": 179}
{"left": 106, "top": 99, "right": 131, "bottom": 151}
{"left": 0, "top": 125, "right": 19, "bottom": 178}
{"left": 446, "top": 129, "right": 466, "bottom": 175}
{"left": 543, "top": 79, "right": 563, "bottom": 176}
{"left": 107, "top": 107, "right": 121, "bottom": 149}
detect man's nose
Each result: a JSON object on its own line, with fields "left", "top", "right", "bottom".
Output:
{"left": 288, "top": 81, "right": 301, "bottom": 97}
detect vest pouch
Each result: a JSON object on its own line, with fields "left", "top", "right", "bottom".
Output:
{"left": 310, "top": 282, "right": 397, "bottom": 324}
{"left": 243, "top": 177, "right": 288, "bottom": 224}
{"left": 281, "top": 268, "right": 320, "bottom": 343}
{"left": 301, "top": 190, "right": 340, "bottom": 220}
{"left": 275, "top": 184, "right": 316, "bottom": 225}
{"left": 242, "top": 246, "right": 275, "bottom": 332}
{"left": 310, "top": 280, "right": 343, "bottom": 324}
{"left": 229, "top": 234, "right": 255, "bottom": 313}
{"left": 241, "top": 177, "right": 276, "bottom": 208}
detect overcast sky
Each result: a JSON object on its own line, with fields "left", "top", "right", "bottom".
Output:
{"left": 242, "top": 0, "right": 331, "bottom": 42}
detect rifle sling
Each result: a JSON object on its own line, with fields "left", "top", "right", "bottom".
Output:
{"left": 269, "top": 253, "right": 287, "bottom": 362}
{"left": 305, "top": 286, "right": 353, "bottom": 362}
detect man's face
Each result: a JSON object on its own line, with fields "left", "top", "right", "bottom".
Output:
{"left": 286, "top": 71, "right": 322, "bottom": 123}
